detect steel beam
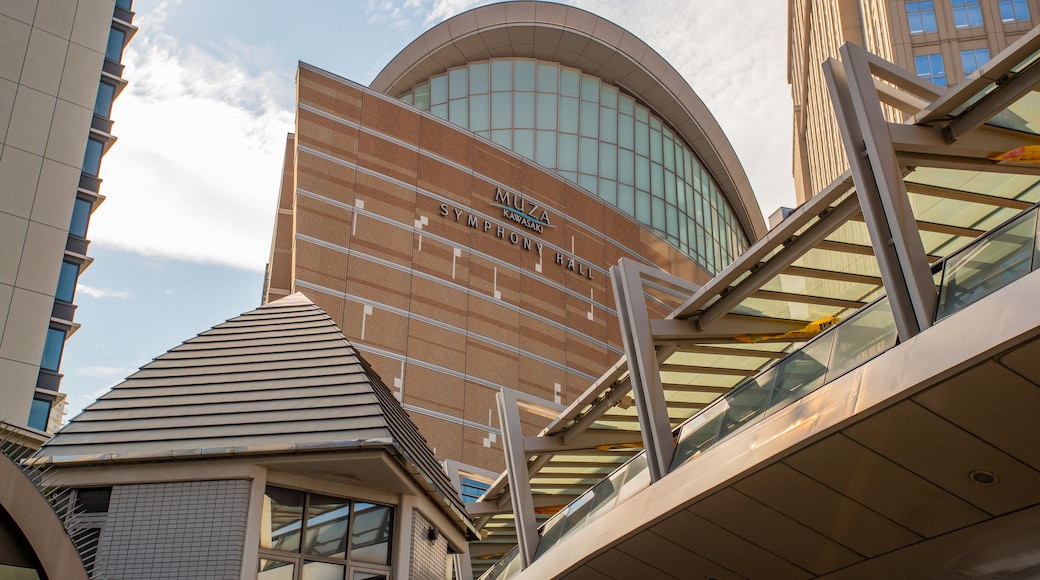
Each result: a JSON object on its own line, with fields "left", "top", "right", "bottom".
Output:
{"left": 611, "top": 258, "right": 677, "bottom": 482}
{"left": 826, "top": 44, "right": 937, "bottom": 338}
{"left": 496, "top": 388, "right": 539, "bottom": 568}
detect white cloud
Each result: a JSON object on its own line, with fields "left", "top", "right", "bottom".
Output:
{"left": 77, "top": 284, "right": 131, "bottom": 299}
{"left": 91, "top": 21, "right": 294, "bottom": 272}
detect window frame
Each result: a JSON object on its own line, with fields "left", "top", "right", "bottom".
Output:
{"left": 951, "top": 0, "right": 984, "bottom": 28}
{"left": 257, "top": 486, "right": 395, "bottom": 580}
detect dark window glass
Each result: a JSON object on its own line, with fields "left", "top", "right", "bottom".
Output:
{"left": 105, "top": 27, "right": 126, "bottom": 61}
{"left": 40, "top": 326, "right": 66, "bottom": 371}
{"left": 75, "top": 488, "right": 113, "bottom": 513}
{"left": 83, "top": 138, "right": 103, "bottom": 176}
{"left": 28, "top": 397, "right": 50, "bottom": 430}
{"left": 56, "top": 261, "right": 79, "bottom": 302}
{"left": 303, "top": 494, "right": 350, "bottom": 558}
{"left": 94, "top": 82, "right": 116, "bottom": 117}
{"left": 70, "top": 198, "right": 92, "bottom": 238}
{"left": 115, "top": 0, "right": 132, "bottom": 9}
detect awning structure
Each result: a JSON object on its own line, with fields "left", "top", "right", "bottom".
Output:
{"left": 468, "top": 25, "right": 1040, "bottom": 579}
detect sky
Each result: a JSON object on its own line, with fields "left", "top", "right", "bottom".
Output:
{"left": 60, "top": 0, "right": 795, "bottom": 419}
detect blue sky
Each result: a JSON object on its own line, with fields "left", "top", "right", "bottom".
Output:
{"left": 61, "top": 0, "right": 794, "bottom": 419}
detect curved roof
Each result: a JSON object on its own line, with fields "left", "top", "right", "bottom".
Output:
{"left": 371, "top": 1, "right": 767, "bottom": 241}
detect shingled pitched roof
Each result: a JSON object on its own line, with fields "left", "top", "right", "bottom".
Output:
{"left": 35, "top": 293, "right": 473, "bottom": 535}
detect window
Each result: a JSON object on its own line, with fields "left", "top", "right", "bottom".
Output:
{"left": 56, "top": 260, "right": 79, "bottom": 302}
{"left": 907, "top": 1, "right": 938, "bottom": 33}
{"left": 259, "top": 486, "right": 393, "bottom": 580}
{"left": 70, "top": 197, "right": 92, "bottom": 238}
{"left": 40, "top": 326, "right": 66, "bottom": 372}
{"left": 94, "top": 81, "right": 116, "bottom": 118}
{"left": 28, "top": 397, "right": 51, "bottom": 431}
{"left": 915, "top": 53, "right": 947, "bottom": 86}
{"left": 105, "top": 27, "right": 126, "bottom": 62}
{"left": 999, "top": 0, "right": 1030, "bottom": 21}
{"left": 83, "top": 137, "right": 104, "bottom": 176}
{"left": 952, "top": 0, "right": 984, "bottom": 27}
{"left": 961, "top": 47, "right": 991, "bottom": 76}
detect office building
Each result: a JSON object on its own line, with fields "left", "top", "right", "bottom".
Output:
{"left": 32, "top": 293, "right": 476, "bottom": 580}
{"left": 0, "top": 0, "right": 135, "bottom": 443}
{"left": 263, "top": 2, "right": 766, "bottom": 475}
{"left": 789, "top": 0, "right": 1038, "bottom": 202}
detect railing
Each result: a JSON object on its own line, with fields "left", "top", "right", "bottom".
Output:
{"left": 480, "top": 203, "right": 1040, "bottom": 579}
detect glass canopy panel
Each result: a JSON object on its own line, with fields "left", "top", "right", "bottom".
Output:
{"left": 663, "top": 351, "right": 766, "bottom": 371}
{"left": 729, "top": 296, "right": 838, "bottom": 322}
{"left": 986, "top": 89, "right": 1040, "bottom": 135}
{"left": 759, "top": 273, "right": 877, "bottom": 303}
{"left": 791, "top": 249, "right": 882, "bottom": 278}
{"left": 907, "top": 167, "right": 1040, "bottom": 202}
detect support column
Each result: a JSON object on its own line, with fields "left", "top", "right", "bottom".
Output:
{"left": 496, "top": 388, "right": 539, "bottom": 568}
{"left": 824, "top": 43, "right": 937, "bottom": 338}
{"left": 611, "top": 259, "right": 675, "bottom": 482}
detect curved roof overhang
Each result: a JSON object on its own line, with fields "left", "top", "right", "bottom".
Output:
{"left": 371, "top": 1, "right": 767, "bottom": 242}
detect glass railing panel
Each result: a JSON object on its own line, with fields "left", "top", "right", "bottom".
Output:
{"left": 936, "top": 208, "right": 1039, "bottom": 319}
{"left": 612, "top": 454, "right": 650, "bottom": 506}
{"left": 825, "top": 297, "right": 897, "bottom": 382}
{"left": 768, "top": 331, "right": 836, "bottom": 412}
{"left": 481, "top": 545, "right": 521, "bottom": 580}
{"left": 717, "top": 368, "right": 776, "bottom": 441}
{"left": 670, "top": 404, "right": 725, "bottom": 470}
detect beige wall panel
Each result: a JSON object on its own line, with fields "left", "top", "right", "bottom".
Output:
{"left": 44, "top": 98, "right": 91, "bottom": 167}
{"left": 345, "top": 258, "right": 414, "bottom": 312}
{"left": 0, "top": 15, "right": 31, "bottom": 83}
{"left": 353, "top": 170, "right": 416, "bottom": 225}
{"left": 0, "top": 358, "right": 37, "bottom": 425}
{"left": 15, "top": 220, "right": 64, "bottom": 295}
{"left": 6, "top": 86, "right": 56, "bottom": 156}
{"left": 0, "top": 146, "right": 43, "bottom": 219}
{"left": 0, "top": 77, "right": 16, "bottom": 138}
{"left": 31, "top": 158, "right": 79, "bottom": 229}
{"left": 20, "top": 28, "right": 68, "bottom": 96}
{"left": 0, "top": 214, "right": 29, "bottom": 287}
{"left": 360, "top": 91, "right": 421, "bottom": 143}
{"left": 295, "top": 193, "right": 353, "bottom": 248}
{"left": 419, "top": 116, "right": 472, "bottom": 167}
{"left": 357, "top": 131, "right": 418, "bottom": 184}
{"left": 296, "top": 150, "right": 356, "bottom": 206}
{"left": 296, "top": 108, "right": 358, "bottom": 165}
{"left": 32, "top": 0, "right": 76, "bottom": 38}
{"left": 294, "top": 238, "right": 348, "bottom": 294}
{"left": 405, "top": 318, "right": 467, "bottom": 374}
{"left": 69, "top": 0, "right": 113, "bottom": 55}
{"left": 0, "top": 286, "right": 52, "bottom": 366}
{"left": 298, "top": 67, "right": 363, "bottom": 121}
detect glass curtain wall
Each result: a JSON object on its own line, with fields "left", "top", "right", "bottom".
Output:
{"left": 400, "top": 58, "right": 749, "bottom": 274}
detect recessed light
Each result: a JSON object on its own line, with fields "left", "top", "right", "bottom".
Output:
{"left": 970, "top": 470, "right": 997, "bottom": 484}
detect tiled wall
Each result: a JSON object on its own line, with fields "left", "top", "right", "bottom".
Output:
{"left": 409, "top": 510, "right": 448, "bottom": 580}
{"left": 94, "top": 479, "right": 250, "bottom": 579}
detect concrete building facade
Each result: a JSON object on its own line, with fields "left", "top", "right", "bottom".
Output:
{"left": 789, "top": 0, "right": 1040, "bottom": 202}
{"left": 263, "top": 2, "right": 766, "bottom": 475}
{"left": 0, "top": 0, "right": 135, "bottom": 441}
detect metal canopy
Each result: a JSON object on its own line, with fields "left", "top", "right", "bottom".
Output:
{"left": 469, "top": 25, "right": 1040, "bottom": 579}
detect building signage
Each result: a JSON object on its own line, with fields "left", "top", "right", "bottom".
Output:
{"left": 438, "top": 188, "right": 593, "bottom": 280}
{"left": 490, "top": 187, "right": 551, "bottom": 234}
